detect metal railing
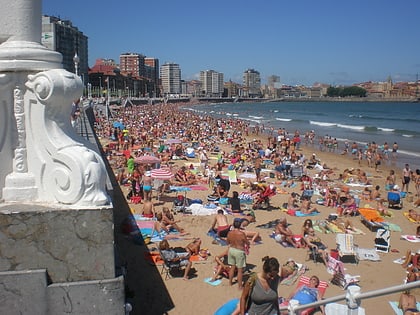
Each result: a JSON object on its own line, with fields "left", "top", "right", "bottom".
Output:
{"left": 279, "top": 280, "right": 420, "bottom": 315}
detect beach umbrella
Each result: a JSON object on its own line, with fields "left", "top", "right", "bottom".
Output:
{"left": 113, "top": 121, "right": 125, "bottom": 129}
{"left": 165, "top": 138, "right": 182, "bottom": 145}
{"left": 134, "top": 155, "right": 161, "bottom": 164}
{"left": 150, "top": 168, "right": 174, "bottom": 180}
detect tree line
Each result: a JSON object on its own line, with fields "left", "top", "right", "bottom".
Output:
{"left": 327, "top": 86, "right": 367, "bottom": 97}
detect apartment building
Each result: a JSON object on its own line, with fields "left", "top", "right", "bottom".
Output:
{"left": 160, "top": 62, "right": 181, "bottom": 95}
{"left": 200, "top": 70, "right": 224, "bottom": 97}
{"left": 120, "top": 52, "right": 146, "bottom": 78}
{"left": 41, "top": 15, "right": 88, "bottom": 80}
{"left": 243, "top": 69, "right": 261, "bottom": 97}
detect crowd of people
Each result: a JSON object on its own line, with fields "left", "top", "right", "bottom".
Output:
{"left": 92, "top": 100, "right": 419, "bottom": 315}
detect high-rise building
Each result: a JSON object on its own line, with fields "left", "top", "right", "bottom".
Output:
{"left": 200, "top": 70, "right": 224, "bottom": 97}
{"left": 119, "top": 52, "right": 146, "bottom": 78}
{"left": 243, "top": 69, "right": 261, "bottom": 97}
{"left": 145, "top": 57, "right": 159, "bottom": 84}
{"left": 160, "top": 62, "right": 181, "bottom": 95}
{"left": 41, "top": 15, "right": 88, "bottom": 81}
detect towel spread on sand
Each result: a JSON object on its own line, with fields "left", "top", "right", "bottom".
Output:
{"left": 401, "top": 235, "right": 420, "bottom": 242}
{"left": 356, "top": 248, "right": 381, "bottom": 261}
{"left": 403, "top": 212, "right": 420, "bottom": 223}
{"left": 207, "top": 230, "right": 228, "bottom": 246}
{"left": 204, "top": 277, "right": 222, "bottom": 286}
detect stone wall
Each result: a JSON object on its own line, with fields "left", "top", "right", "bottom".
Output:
{"left": 0, "top": 269, "right": 125, "bottom": 315}
{"left": 0, "top": 204, "right": 115, "bottom": 283}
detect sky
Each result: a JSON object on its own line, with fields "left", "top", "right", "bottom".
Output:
{"left": 42, "top": 0, "right": 420, "bottom": 86}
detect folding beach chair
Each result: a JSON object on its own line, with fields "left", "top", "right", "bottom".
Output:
{"left": 336, "top": 233, "right": 358, "bottom": 264}
{"left": 227, "top": 169, "right": 238, "bottom": 185}
{"left": 374, "top": 228, "right": 391, "bottom": 253}
{"left": 279, "top": 275, "right": 329, "bottom": 315}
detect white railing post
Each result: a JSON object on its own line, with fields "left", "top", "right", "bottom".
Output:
{"left": 345, "top": 284, "right": 361, "bottom": 314}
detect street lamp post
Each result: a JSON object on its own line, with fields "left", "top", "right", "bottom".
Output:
{"left": 73, "top": 52, "right": 80, "bottom": 76}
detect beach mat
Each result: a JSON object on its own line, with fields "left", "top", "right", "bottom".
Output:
{"left": 403, "top": 212, "right": 419, "bottom": 223}
{"left": 295, "top": 210, "right": 319, "bottom": 217}
{"left": 356, "top": 248, "right": 381, "bottom": 261}
{"left": 207, "top": 230, "right": 227, "bottom": 246}
{"left": 401, "top": 235, "right": 420, "bottom": 242}
{"left": 204, "top": 277, "right": 222, "bottom": 286}
{"left": 256, "top": 219, "right": 281, "bottom": 229}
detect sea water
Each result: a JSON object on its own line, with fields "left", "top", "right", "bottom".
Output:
{"left": 185, "top": 101, "right": 420, "bottom": 170}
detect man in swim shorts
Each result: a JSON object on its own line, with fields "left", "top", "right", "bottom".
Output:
{"left": 399, "top": 291, "right": 419, "bottom": 315}
{"left": 210, "top": 209, "right": 231, "bottom": 238}
{"left": 227, "top": 219, "right": 249, "bottom": 289}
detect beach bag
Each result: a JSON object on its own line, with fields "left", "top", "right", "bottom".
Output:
{"left": 331, "top": 270, "right": 347, "bottom": 289}
{"left": 245, "top": 272, "right": 258, "bottom": 311}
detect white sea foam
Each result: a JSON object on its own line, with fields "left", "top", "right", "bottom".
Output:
{"left": 378, "top": 127, "right": 394, "bottom": 132}
{"left": 402, "top": 134, "right": 414, "bottom": 138}
{"left": 337, "top": 124, "right": 365, "bottom": 131}
{"left": 226, "top": 112, "right": 232, "bottom": 116}
{"left": 310, "top": 120, "right": 336, "bottom": 127}
{"left": 249, "top": 115, "right": 263, "bottom": 119}
{"left": 276, "top": 118, "right": 292, "bottom": 122}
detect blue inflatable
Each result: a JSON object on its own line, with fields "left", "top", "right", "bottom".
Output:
{"left": 214, "top": 298, "right": 239, "bottom": 315}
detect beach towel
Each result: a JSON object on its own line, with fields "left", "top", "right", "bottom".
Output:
{"left": 256, "top": 219, "right": 281, "bottom": 229}
{"left": 207, "top": 230, "right": 228, "bottom": 246}
{"left": 401, "top": 235, "right": 420, "bottom": 242}
{"left": 280, "top": 263, "right": 307, "bottom": 286}
{"left": 204, "top": 277, "right": 222, "bottom": 286}
{"left": 186, "top": 203, "right": 219, "bottom": 216}
{"left": 389, "top": 301, "right": 420, "bottom": 315}
{"left": 404, "top": 212, "right": 420, "bottom": 223}
{"left": 356, "top": 248, "right": 381, "bottom": 261}
{"left": 382, "top": 222, "right": 402, "bottom": 232}
{"left": 295, "top": 210, "right": 319, "bottom": 217}
{"left": 144, "top": 251, "right": 164, "bottom": 265}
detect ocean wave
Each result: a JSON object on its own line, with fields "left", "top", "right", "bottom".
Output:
{"left": 378, "top": 127, "right": 395, "bottom": 132}
{"left": 402, "top": 134, "right": 414, "bottom": 138}
{"left": 349, "top": 114, "right": 420, "bottom": 124}
{"left": 276, "top": 118, "right": 292, "bottom": 122}
{"left": 337, "top": 124, "right": 365, "bottom": 131}
{"left": 237, "top": 116, "right": 262, "bottom": 124}
{"left": 310, "top": 120, "right": 337, "bottom": 127}
{"left": 249, "top": 115, "right": 263, "bottom": 119}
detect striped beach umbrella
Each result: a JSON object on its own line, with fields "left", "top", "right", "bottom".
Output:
{"left": 150, "top": 168, "right": 173, "bottom": 180}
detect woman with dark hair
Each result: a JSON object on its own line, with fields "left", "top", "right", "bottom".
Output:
{"left": 229, "top": 191, "right": 242, "bottom": 214}
{"left": 239, "top": 256, "right": 280, "bottom": 315}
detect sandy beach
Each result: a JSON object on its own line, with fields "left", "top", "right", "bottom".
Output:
{"left": 99, "top": 102, "right": 419, "bottom": 315}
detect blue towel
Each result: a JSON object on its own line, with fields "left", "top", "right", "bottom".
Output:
{"left": 204, "top": 277, "right": 222, "bottom": 286}
{"left": 207, "top": 230, "right": 227, "bottom": 246}
{"left": 295, "top": 211, "right": 319, "bottom": 217}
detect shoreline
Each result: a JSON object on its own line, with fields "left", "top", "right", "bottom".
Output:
{"left": 179, "top": 102, "right": 420, "bottom": 172}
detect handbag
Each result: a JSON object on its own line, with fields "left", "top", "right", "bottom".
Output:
{"left": 331, "top": 270, "right": 347, "bottom": 289}
{"left": 245, "top": 272, "right": 258, "bottom": 311}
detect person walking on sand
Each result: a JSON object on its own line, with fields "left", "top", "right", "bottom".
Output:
{"left": 402, "top": 164, "right": 412, "bottom": 193}
{"left": 254, "top": 155, "right": 262, "bottom": 183}
{"left": 227, "top": 219, "right": 249, "bottom": 289}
